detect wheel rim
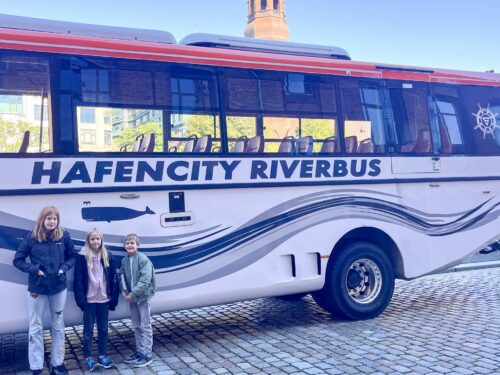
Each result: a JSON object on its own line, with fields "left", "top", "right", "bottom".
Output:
{"left": 345, "top": 258, "right": 382, "bottom": 304}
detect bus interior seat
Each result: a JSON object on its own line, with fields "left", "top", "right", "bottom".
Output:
{"left": 320, "top": 136, "right": 337, "bottom": 153}
{"left": 278, "top": 136, "right": 295, "bottom": 153}
{"left": 183, "top": 135, "right": 198, "bottom": 152}
{"left": 414, "top": 129, "right": 431, "bottom": 153}
{"left": 130, "top": 134, "right": 144, "bottom": 152}
{"left": 193, "top": 134, "right": 212, "bottom": 152}
{"left": 139, "top": 133, "right": 155, "bottom": 152}
{"left": 231, "top": 136, "right": 248, "bottom": 153}
{"left": 400, "top": 142, "right": 414, "bottom": 152}
{"left": 297, "top": 136, "right": 314, "bottom": 154}
{"left": 18, "top": 130, "right": 30, "bottom": 153}
{"left": 245, "top": 135, "right": 264, "bottom": 153}
{"left": 358, "top": 138, "right": 374, "bottom": 153}
{"left": 345, "top": 135, "right": 358, "bottom": 153}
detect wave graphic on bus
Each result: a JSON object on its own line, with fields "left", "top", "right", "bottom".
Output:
{"left": 1, "top": 190, "right": 499, "bottom": 291}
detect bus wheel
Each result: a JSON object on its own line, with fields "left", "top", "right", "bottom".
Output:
{"left": 312, "top": 242, "right": 394, "bottom": 320}
{"left": 275, "top": 292, "right": 308, "bottom": 301}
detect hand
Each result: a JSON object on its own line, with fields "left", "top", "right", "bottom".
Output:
{"left": 125, "top": 294, "right": 133, "bottom": 302}
{"left": 37, "top": 270, "right": 45, "bottom": 277}
{"left": 30, "top": 292, "right": 38, "bottom": 299}
{"left": 58, "top": 269, "right": 64, "bottom": 275}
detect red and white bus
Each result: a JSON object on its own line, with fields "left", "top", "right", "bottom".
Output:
{"left": 0, "top": 14, "right": 499, "bottom": 334}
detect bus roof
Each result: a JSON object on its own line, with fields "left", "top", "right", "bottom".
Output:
{"left": 0, "top": 14, "right": 498, "bottom": 87}
{"left": 0, "top": 14, "right": 176, "bottom": 44}
{"left": 180, "top": 33, "right": 351, "bottom": 60}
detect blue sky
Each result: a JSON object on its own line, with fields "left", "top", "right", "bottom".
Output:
{"left": 1, "top": 0, "right": 499, "bottom": 73}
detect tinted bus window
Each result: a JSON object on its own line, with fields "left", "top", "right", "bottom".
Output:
{"left": 433, "top": 84, "right": 500, "bottom": 155}
{"left": 388, "top": 82, "right": 432, "bottom": 154}
{"left": 0, "top": 52, "right": 51, "bottom": 153}
{"left": 72, "top": 57, "right": 220, "bottom": 153}
{"left": 221, "top": 68, "right": 339, "bottom": 154}
{"left": 339, "top": 78, "right": 386, "bottom": 154}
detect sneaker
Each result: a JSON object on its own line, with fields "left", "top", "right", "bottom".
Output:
{"left": 32, "top": 370, "right": 43, "bottom": 375}
{"left": 86, "top": 357, "right": 98, "bottom": 372}
{"left": 51, "top": 364, "right": 68, "bottom": 375}
{"left": 124, "top": 352, "right": 142, "bottom": 364}
{"left": 133, "top": 354, "right": 153, "bottom": 368}
{"left": 97, "top": 355, "right": 114, "bottom": 369}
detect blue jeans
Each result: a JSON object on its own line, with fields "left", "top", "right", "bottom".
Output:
{"left": 129, "top": 300, "right": 153, "bottom": 357}
{"left": 83, "top": 302, "right": 109, "bottom": 358}
{"left": 27, "top": 289, "right": 67, "bottom": 370}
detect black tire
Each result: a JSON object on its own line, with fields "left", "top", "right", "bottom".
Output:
{"left": 312, "top": 242, "right": 394, "bottom": 320}
{"left": 275, "top": 292, "right": 308, "bottom": 301}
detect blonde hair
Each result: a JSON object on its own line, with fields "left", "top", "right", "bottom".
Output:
{"left": 84, "top": 228, "right": 110, "bottom": 269}
{"left": 33, "top": 206, "right": 63, "bottom": 242}
{"left": 123, "top": 233, "right": 141, "bottom": 247}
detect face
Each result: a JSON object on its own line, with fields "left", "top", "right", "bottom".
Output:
{"left": 125, "top": 239, "right": 138, "bottom": 256}
{"left": 88, "top": 232, "right": 102, "bottom": 252}
{"left": 43, "top": 214, "right": 58, "bottom": 231}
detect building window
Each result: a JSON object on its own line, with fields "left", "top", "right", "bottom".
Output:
{"left": 80, "top": 108, "right": 96, "bottom": 123}
{"left": 34, "top": 104, "right": 49, "bottom": 121}
{"left": 0, "top": 95, "right": 23, "bottom": 113}
{"left": 261, "top": 0, "right": 267, "bottom": 10}
{"left": 103, "top": 115, "right": 111, "bottom": 124}
{"left": 80, "top": 129, "right": 96, "bottom": 145}
{"left": 104, "top": 130, "right": 112, "bottom": 145}
{"left": 273, "top": 0, "right": 279, "bottom": 10}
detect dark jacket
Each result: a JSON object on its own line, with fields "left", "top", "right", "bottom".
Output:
{"left": 73, "top": 253, "right": 120, "bottom": 311}
{"left": 13, "top": 231, "right": 76, "bottom": 295}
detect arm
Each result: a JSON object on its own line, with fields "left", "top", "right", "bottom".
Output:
{"left": 13, "top": 235, "right": 39, "bottom": 274}
{"left": 73, "top": 256, "right": 87, "bottom": 311}
{"left": 108, "top": 256, "right": 120, "bottom": 310}
{"left": 119, "top": 260, "right": 129, "bottom": 295}
{"left": 59, "top": 232, "right": 77, "bottom": 272}
{"left": 129, "top": 256, "right": 153, "bottom": 300}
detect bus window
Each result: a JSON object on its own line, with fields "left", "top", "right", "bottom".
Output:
{"left": 435, "top": 99, "right": 465, "bottom": 154}
{"left": 77, "top": 107, "right": 163, "bottom": 152}
{"left": 388, "top": 82, "right": 432, "bottom": 154}
{"left": 168, "top": 113, "right": 220, "bottom": 153}
{"left": 442, "top": 85, "right": 500, "bottom": 155}
{"left": 226, "top": 116, "right": 257, "bottom": 152}
{"left": 339, "top": 79, "right": 386, "bottom": 154}
{"left": 0, "top": 53, "right": 51, "bottom": 153}
{"left": 220, "top": 68, "right": 338, "bottom": 154}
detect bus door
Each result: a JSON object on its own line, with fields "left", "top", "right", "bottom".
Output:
{"left": 385, "top": 80, "right": 441, "bottom": 174}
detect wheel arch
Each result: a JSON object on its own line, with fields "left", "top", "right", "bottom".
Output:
{"left": 331, "top": 227, "right": 405, "bottom": 279}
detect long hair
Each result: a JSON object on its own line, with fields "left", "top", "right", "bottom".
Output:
{"left": 84, "top": 228, "right": 110, "bottom": 269}
{"left": 32, "top": 206, "right": 63, "bottom": 242}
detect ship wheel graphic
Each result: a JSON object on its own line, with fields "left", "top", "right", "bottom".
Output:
{"left": 473, "top": 104, "right": 499, "bottom": 139}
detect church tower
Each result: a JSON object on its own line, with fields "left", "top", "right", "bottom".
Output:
{"left": 244, "top": 0, "right": 290, "bottom": 41}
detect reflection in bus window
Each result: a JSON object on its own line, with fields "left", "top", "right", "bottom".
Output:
{"left": 340, "top": 81, "right": 386, "bottom": 154}
{"left": 389, "top": 84, "right": 432, "bottom": 154}
{"left": 0, "top": 54, "right": 51, "bottom": 153}
{"left": 77, "top": 107, "right": 163, "bottom": 152}
{"left": 436, "top": 99, "right": 464, "bottom": 154}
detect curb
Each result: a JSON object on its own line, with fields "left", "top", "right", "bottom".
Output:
{"left": 442, "top": 260, "right": 500, "bottom": 273}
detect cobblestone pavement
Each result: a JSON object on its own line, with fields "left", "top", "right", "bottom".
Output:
{"left": 1, "top": 268, "right": 499, "bottom": 375}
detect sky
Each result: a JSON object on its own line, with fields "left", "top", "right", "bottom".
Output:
{"left": 0, "top": 0, "right": 499, "bottom": 73}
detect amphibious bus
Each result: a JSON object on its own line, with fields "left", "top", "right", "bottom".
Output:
{"left": 0, "top": 14, "right": 499, "bottom": 334}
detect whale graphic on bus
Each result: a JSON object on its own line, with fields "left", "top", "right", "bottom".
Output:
{"left": 81, "top": 206, "right": 155, "bottom": 222}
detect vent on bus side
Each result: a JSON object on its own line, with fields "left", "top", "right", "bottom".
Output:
{"left": 180, "top": 33, "right": 351, "bottom": 60}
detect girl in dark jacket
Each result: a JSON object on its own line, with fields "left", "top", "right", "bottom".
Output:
{"left": 73, "top": 228, "right": 119, "bottom": 372}
{"left": 13, "top": 206, "right": 76, "bottom": 375}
